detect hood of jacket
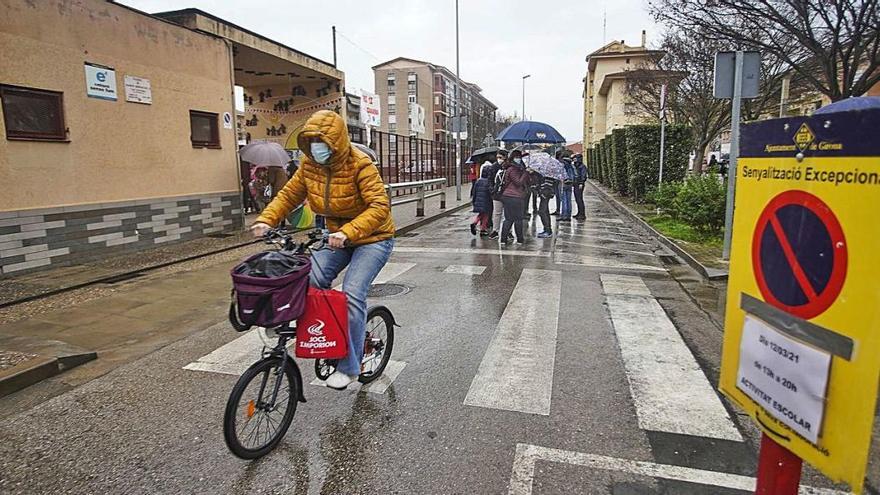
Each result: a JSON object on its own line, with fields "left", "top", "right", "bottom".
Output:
{"left": 296, "top": 110, "right": 352, "bottom": 170}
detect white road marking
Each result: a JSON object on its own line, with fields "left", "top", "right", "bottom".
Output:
{"left": 599, "top": 274, "right": 652, "bottom": 296}
{"left": 601, "top": 274, "right": 742, "bottom": 441}
{"left": 334, "top": 261, "right": 416, "bottom": 289}
{"left": 183, "top": 327, "right": 272, "bottom": 376}
{"left": 310, "top": 360, "right": 407, "bottom": 395}
{"left": 464, "top": 268, "right": 561, "bottom": 415}
{"left": 582, "top": 217, "right": 625, "bottom": 224}
{"left": 556, "top": 239, "right": 656, "bottom": 257}
{"left": 508, "top": 444, "right": 849, "bottom": 495}
{"left": 444, "top": 264, "right": 487, "bottom": 275}
{"left": 560, "top": 232, "right": 648, "bottom": 245}
{"left": 554, "top": 252, "right": 665, "bottom": 272}
{"left": 393, "top": 246, "right": 550, "bottom": 258}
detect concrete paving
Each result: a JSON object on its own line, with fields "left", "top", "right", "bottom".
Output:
{"left": 0, "top": 188, "right": 869, "bottom": 494}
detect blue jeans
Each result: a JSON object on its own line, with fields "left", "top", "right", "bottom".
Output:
{"left": 560, "top": 186, "right": 572, "bottom": 218}
{"left": 309, "top": 238, "right": 394, "bottom": 376}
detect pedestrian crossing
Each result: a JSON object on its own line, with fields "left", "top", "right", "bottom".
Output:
{"left": 182, "top": 202, "right": 750, "bottom": 492}
{"left": 183, "top": 255, "right": 739, "bottom": 432}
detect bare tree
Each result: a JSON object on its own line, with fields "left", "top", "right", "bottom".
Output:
{"left": 627, "top": 29, "right": 733, "bottom": 169}
{"left": 648, "top": 0, "right": 880, "bottom": 101}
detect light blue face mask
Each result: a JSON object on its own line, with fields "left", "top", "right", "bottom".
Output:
{"left": 310, "top": 142, "right": 332, "bottom": 165}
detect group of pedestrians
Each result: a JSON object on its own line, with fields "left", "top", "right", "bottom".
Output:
{"left": 470, "top": 149, "right": 587, "bottom": 244}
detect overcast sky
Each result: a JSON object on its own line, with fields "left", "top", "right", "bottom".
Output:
{"left": 122, "top": 0, "right": 659, "bottom": 143}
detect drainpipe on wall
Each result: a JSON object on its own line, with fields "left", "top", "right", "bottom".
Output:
{"left": 224, "top": 39, "right": 246, "bottom": 231}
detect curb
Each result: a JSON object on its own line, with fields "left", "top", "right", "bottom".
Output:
{"left": 0, "top": 355, "right": 60, "bottom": 398}
{"left": 587, "top": 180, "right": 728, "bottom": 281}
{"left": 0, "top": 348, "right": 97, "bottom": 398}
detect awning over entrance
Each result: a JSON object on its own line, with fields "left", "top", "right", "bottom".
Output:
{"left": 155, "top": 9, "right": 345, "bottom": 152}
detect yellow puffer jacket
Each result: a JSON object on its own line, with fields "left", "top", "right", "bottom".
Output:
{"left": 255, "top": 110, "right": 394, "bottom": 245}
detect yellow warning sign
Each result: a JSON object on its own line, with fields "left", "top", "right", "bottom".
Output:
{"left": 793, "top": 122, "right": 815, "bottom": 151}
{"left": 719, "top": 109, "right": 880, "bottom": 493}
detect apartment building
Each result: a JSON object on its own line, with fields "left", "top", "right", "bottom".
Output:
{"left": 372, "top": 57, "right": 497, "bottom": 149}
{"left": 582, "top": 33, "right": 665, "bottom": 148}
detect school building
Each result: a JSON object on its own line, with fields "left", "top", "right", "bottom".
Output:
{"left": 0, "top": 0, "right": 343, "bottom": 275}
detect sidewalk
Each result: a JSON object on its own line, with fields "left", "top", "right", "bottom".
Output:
{"left": 0, "top": 183, "right": 471, "bottom": 404}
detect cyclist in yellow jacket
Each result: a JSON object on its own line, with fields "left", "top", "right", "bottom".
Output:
{"left": 252, "top": 110, "right": 395, "bottom": 390}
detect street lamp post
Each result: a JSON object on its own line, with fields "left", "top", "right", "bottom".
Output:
{"left": 521, "top": 74, "right": 531, "bottom": 121}
{"left": 454, "top": 0, "right": 462, "bottom": 200}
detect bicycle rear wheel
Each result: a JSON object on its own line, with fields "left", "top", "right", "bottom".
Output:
{"left": 359, "top": 307, "right": 394, "bottom": 384}
{"left": 224, "top": 357, "right": 298, "bottom": 459}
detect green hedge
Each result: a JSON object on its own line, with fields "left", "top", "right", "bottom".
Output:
{"left": 596, "top": 139, "right": 605, "bottom": 184}
{"left": 602, "top": 137, "right": 611, "bottom": 186}
{"left": 604, "top": 137, "right": 614, "bottom": 188}
{"left": 586, "top": 147, "right": 595, "bottom": 179}
{"left": 610, "top": 128, "right": 628, "bottom": 195}
{"left": 625, "top": 124, "right": 692, "bottom": 200}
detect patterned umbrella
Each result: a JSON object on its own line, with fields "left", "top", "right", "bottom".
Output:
{"left": 239, "top": 140, "right": 289, "bottom": 168}
{"left": 524, "top": 152, "right": 566, "bottom": 180}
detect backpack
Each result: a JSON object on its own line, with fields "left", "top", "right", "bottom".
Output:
{"left": 491, "top": 168, "right": 507, "bottom": 200}
{"left": 539, "top": 176, "right": 559, "bottom": 199}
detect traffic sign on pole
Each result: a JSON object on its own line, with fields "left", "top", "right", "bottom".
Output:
{"left": 719, "top": 109, "right": 880, "bottom": 494}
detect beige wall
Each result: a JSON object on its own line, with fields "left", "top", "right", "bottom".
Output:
{"left": 584, "top": 48, "right": 656, "bottom": 147}
{"left": 0, "top": 0, "right": 238, "bottom": 211}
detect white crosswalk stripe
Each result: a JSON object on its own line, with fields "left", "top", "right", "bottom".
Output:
{"left": 464, "top": 268, "right": 562, "bottom": 415}
{"left": 600, "top": 274, "right": 742, "bottom": 441}
{"left": 554, "top": 252, "right": 665, "bottom": 272}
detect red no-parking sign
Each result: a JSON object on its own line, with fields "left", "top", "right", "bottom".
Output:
{"left": 751, "top": 190, "right": 847, "bottom": 320}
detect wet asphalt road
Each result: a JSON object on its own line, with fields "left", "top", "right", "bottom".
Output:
{"left": 0, "top": 190, "right": 860, "bottom": 494}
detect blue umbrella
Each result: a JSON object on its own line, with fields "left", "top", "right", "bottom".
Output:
{"left": 813, "top": 96, "right": 880, "bottom": 115}
{"left": 496, "top": 120, "right": 566, "bottom": 144}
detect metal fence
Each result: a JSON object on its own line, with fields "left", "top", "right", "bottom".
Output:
{"left": 350, "top": 128, "right": 472, "bottom": 197}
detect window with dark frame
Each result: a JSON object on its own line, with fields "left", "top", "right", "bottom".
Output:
{"left": 190, "top": 110, "right": 220, "bottom": 148}
{"left": 0, "top": 85, "right": 67, "bottom": 141}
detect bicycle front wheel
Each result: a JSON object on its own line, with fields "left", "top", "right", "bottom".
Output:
{"left": 223, "top": 357, "right": 298, "bottom": 459}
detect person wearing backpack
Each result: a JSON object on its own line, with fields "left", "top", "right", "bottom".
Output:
{"left": 499, "top": 150, "right": 530, "bottom": 245}
{"left": 488, "top": 150, "right": 507, "bottom": 239}
{"left": 251, "top": 110, "right": 394, "bottom": 391}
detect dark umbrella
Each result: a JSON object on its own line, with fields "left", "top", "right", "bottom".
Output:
{"left": 496, "top": 120, "right": 566, "bottom": 144}
{"left": 813, "top": 96, "right": 880, "bottom": 115}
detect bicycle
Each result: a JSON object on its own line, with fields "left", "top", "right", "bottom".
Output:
{"left": 223, "top": 228, "right": 397, "bottom": 459}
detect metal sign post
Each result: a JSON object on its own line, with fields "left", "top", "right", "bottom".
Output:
{"left": 454, "top": 0, "right": 462, "bottom": 201}
{"left": 721, "top": 51, "right": 744, "bottom": 260}
{"left": 714, "top": 50, "right": 760, "bottom": 260}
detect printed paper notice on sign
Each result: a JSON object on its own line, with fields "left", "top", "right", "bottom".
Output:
{"left": 736, "top": 315, "right": 831, "bottom": 443}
